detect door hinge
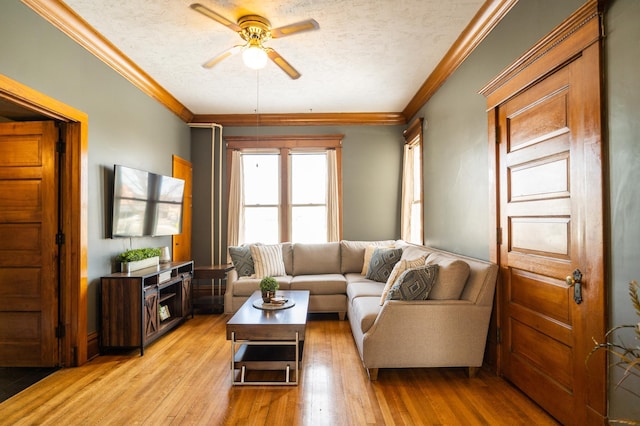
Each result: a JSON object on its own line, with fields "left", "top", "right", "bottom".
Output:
{"left": 497, "top": 227, "right": 502, "bottom": 245}
{"left": 497, "top": 327, "right": 502, "bottom": 344}
{"left": 56, "top": 323, "right": 66, "bottom": 338}
{"left": 56, "top": 232, "right": 65, "bottom": 245}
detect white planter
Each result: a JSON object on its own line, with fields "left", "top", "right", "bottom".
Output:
{"left": 121, "top": 256, "right": 159, "bottom": 273}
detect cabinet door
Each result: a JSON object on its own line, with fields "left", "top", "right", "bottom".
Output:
{"left": 181, "top": 274, "right": 192, "bottom": 316}
{"left": 143, "top": 288, "right": 158, "bottom": 341}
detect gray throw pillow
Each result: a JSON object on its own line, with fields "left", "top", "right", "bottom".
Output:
{"left": 387, "top": 265, "right": 439, "bottom": 301}
{"left": 365, "top": 247, "right": 403, "bottom": 282}
{"left": 228, "top": 245, "right": 254, "bottom": 277}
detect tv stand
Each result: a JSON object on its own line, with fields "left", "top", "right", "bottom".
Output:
{"left": 100, "top": 260, "right": 193, "bottom": 355}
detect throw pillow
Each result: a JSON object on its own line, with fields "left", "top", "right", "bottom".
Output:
{"left": 425, "top": 253, "right": 471, "bottom": 300}
{"left": 379, "top": 255, "right": 427, "bottom": 305}
{"left": 387, "top": 265, "right": 439, "bottom": 301}
{"left": 228, "top": 245, "right": 254, "bottom": 277}
{"left": 365, "top": 247, "right": 402, "bottom": 283}
{"left": 250, "top": 244, "right": 286, "bottom": 278}
{"left": 361, "top": 244, "right": 395, "bottom": 275}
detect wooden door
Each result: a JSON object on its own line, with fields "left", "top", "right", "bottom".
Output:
{"left": 172, "top": 155, "right": 192, "bottom": 262}
{"left": 0, "top": 121, "right": 59, "bottom": 367}
{"left": 486, "top": 7, "right": 606, "bottom": 424}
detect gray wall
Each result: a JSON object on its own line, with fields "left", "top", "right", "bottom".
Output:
{"left": 415, "top": 0, "right": 639, "bottom": 420}
{"left": 605, "top": 0, "right": 640, "bottom": 419}
{"left": 191, "top": 124, "right": 404, "bottom": 265}
{"left": 0, "top": 2, "right": 191, "bottom": 333}
{"left": 416, "top": 0, "right": 584, "bottom": 260}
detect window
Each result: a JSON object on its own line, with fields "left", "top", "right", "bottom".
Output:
{"left": 401, "top": 119, "right": 423, "bottom": 244}
{"left": 227, "top": 135, "right": 342, "bottom": 245}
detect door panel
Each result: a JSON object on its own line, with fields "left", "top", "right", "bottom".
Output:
{"left": 172, "top": 155, "right": 192, "bottom": 262}
{"left": 0, "top": 121, "right": 59, "bottom": 367}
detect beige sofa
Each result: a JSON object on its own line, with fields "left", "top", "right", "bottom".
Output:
{"left": 225, "top": 240, "right": 498, "bottom": 380}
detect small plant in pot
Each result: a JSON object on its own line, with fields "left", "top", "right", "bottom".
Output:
{"left": 260, "top": 276, "right": 279, "bottom": 303}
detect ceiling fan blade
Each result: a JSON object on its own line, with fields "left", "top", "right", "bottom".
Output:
{"left": 266, "top": 48, "right": 301, "bottom": 79}
{"left": 190, "top": 3, "right": 242, "bottom": 32}
{"left": 202, "top": 45, "right": 242, "bottom": 69}
{"left": 270, "top": 19, "right": 319, "bottom": 38}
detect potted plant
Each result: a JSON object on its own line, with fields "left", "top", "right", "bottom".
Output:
{"left": 260, "top": 276, "right": 279, "bottom": 303}
{"left": 117, "top": 247, "right": 162, "bottom": 273}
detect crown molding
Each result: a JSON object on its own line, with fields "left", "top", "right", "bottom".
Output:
{"left": 402, "top": 0, "right": 519, "bottom": 120}
{"left": 21, "top": 0, "right": 194, "bottom": 122}
{"left": 190, "top": 112, "right": 406, "bottom": 127}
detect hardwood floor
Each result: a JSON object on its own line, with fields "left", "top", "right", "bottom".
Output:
{"left": 0, "top": 314, "right": 558, "bottom": 425}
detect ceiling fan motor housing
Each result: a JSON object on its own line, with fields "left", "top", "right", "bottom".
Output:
{"left": 239, "top": 15, "right": 272, "bottom": 44}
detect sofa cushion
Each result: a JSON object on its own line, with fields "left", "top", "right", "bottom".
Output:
{"left": 232, "top": 276, "right": 293, "bottom": 296}
{"left": 380, "top": 255, "right": 427, "bottom": 304}
{"left": 351, "top": 297, "right": 382, "bottom": 334}
{"left": 365, "top": 247, "right": 402, "bottom": 282}
{"left": 426, "top": 253, "right": 471, "bottom": 300}
{"left": 228, "top": 245, "right": 254, "bottom": 277}
{"left": 250, "top": 244, "right": 286, "bottom": 278}
{"left": 282, "top": 242, "right": 294, "bottom": 275}
{"left": 340, "top": 240, "right": 395, "bottom": 274}
{"left": 293, "top": 242, "right": 341, "bottom": 275}
{"left": 290, "top": 274, "right": 347, "bottom": 295}
{"left": 347, "top": 281, "right": 385, "bottom": 301}
{"left": 387, "top": 265, "right": 438, "bottom": 301}
{"left": 395, "top": 240, "right": 433, "bottom": 261}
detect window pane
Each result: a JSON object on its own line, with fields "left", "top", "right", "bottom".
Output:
{"left": 291, "top": 206, "right": 327, "bottom": 243}
{"left": 243, "top": 154, "right": 279, "bottom": 205}
{"left": 291, "top": 153, "right": 326, "bottom": 204}
{"left": 244, "top": 206, "right": 279, "bottom": 244}
{"left": 412, "top": 145, "right": 421, "bottom": 201}
{"left": 410, "top": 203, "right": 422, "bottom": 244}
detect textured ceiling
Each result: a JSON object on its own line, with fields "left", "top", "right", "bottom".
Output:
{"left": 62, "top": 0, "right": 484, "bottom": 115}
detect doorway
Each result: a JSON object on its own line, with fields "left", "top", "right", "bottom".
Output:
{"left": 0, "top": 74, "right": 88, "bottom": 368}
{"left": 481, "top": 2, "right": 606, "bottom": 424}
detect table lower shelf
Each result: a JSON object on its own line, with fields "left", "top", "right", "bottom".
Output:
{"left": 230, "top": 333, "right": 304, "bottom": 385}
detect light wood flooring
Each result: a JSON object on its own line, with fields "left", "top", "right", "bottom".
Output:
{"left": 0, "top": 313, "right": 558, "bottom": 425}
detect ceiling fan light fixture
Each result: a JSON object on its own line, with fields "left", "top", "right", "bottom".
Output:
{"left": 243, "top": 45, "right": 268, "bottom": 70}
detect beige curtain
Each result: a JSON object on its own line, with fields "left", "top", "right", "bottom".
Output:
{"left": 227, "top": 150, "right": 244, "bottom": 258}
{"left": 327, "top": 149, "right": 340, "bottom": 242}
{"left": 400, "top": 144, "right": 414, "bottom": 242}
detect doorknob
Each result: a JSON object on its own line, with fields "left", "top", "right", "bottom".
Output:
{"left": 565, "top": 269, "right": 583, "bottom": 304}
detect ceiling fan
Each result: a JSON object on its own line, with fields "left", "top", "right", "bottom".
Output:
{"left": 190, "top": 3, "right": 319, "bottom": 79}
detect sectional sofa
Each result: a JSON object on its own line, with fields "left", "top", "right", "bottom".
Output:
{"left": 225, "top": 240, "right": 499, "bottom": 380}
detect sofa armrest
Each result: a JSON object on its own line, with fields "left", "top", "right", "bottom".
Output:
{"left": 224, "top": 269, "right": 239, "bottom": 314}
{"left": 360, "top": 300, "right": 493, "bottom": 369}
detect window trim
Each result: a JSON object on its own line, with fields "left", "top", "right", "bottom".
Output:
{"left": 226, "top": 134, "right": 343, "bottom": 242}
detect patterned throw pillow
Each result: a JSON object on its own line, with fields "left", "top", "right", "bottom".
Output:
{"left": 250, "top": 244, "right": 286, "bottom": 278}
{"left": 228, "top": 245, "right": 254, "bottom": 277}
{"left": 365, "top": 247, "right": 403, "bottom": 283}
{"left": 387, "top": 265, "right": 439, "bottom": 301}
{"left": 379, "top": 255, "right": 427, "bottom": 305}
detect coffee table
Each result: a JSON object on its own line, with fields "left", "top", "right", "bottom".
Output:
{"left": 226, "top": 290, "right": 310, "bottom": 385}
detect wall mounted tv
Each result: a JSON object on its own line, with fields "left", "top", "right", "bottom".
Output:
{"left": 111, "top": 164, "right": 185, "bottom": 238}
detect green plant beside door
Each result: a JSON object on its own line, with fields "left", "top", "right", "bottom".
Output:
{"left": 116, "top": 248, "right": 161, "bottom": 263}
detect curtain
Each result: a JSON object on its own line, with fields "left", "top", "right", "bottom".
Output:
{"left": 400, "top": 144, "right": 414, "bottom": 242}
{"left": 327, "top": 149, "right": 340, "bottom": 242}
{"left": 227, "top": 150, "right": 244, "bottom": 259}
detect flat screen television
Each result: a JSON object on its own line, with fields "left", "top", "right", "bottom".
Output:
{"left": 111, "top": 164, "right": 185, "bottom": 238}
